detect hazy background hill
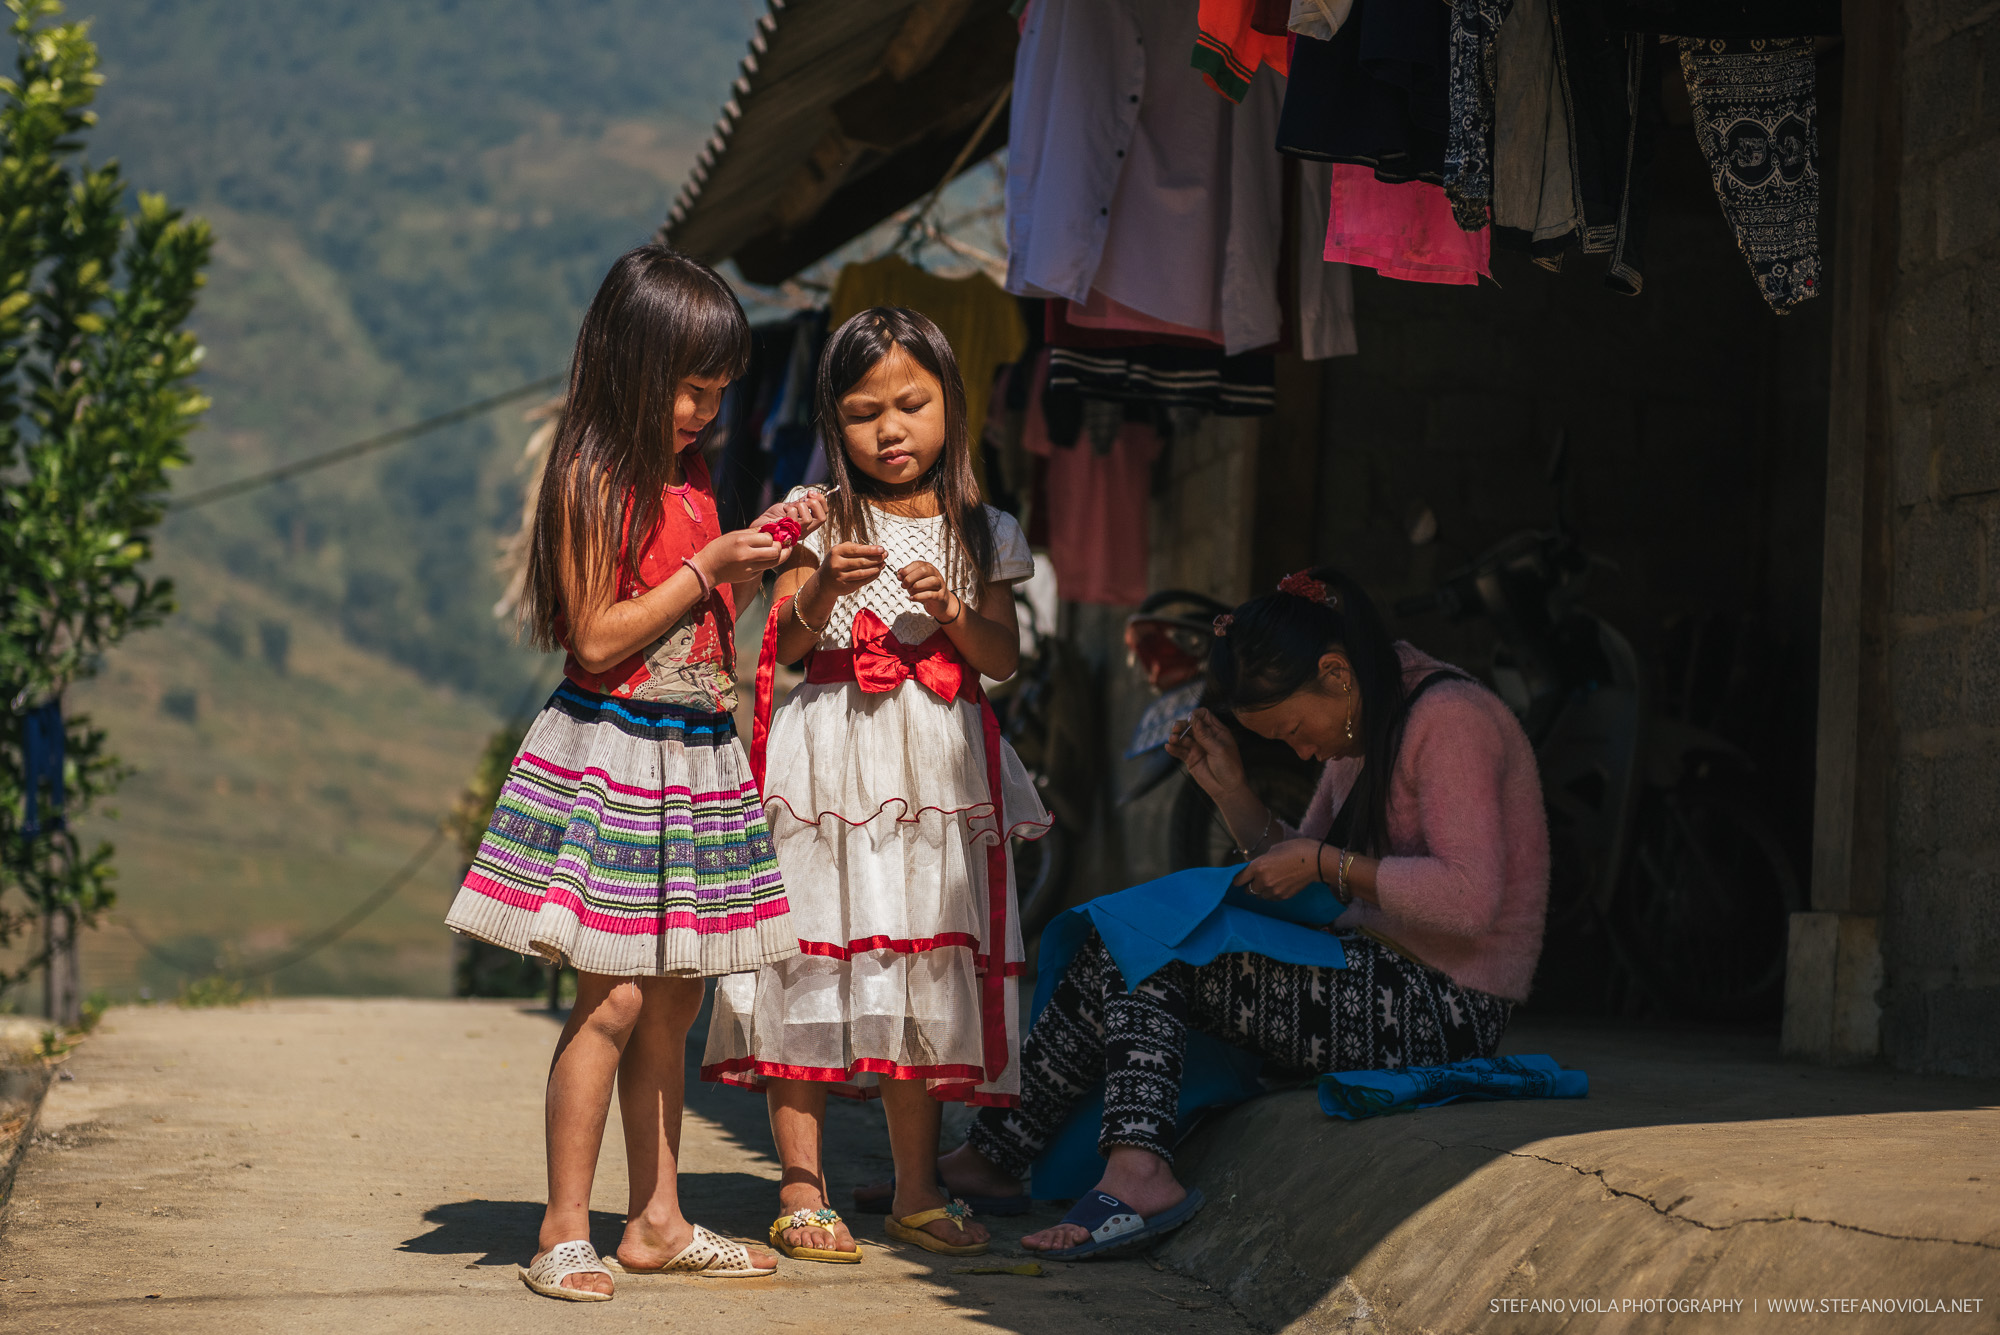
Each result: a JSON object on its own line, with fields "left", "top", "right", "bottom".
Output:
{"left": 25, "top": 0, "right": 761, "bottom": 1003}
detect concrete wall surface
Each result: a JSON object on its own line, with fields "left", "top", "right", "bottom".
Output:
{"left": 1884, "top": 2, "right": 2000, "bottom": 1074}
{"left": 1156, "top": 1019, "right": 2000, "bottom": 1333}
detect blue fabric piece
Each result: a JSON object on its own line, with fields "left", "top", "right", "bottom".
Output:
{"left": 1027, "top": 867, "right": 1348, "bottom": 1198}
{"left": 1316, "top": 1054, "right": 1589, "bottom": 1120}
{"left": 1038, "top": 866, "right": 1350, "bottom": 1010}
{"left": 21, "top": 700, "right": 65, "bottom": 839}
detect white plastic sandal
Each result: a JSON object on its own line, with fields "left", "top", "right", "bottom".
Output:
{"left": 517, "top": 1239, "right": 614, "bottom": 1301}
{"left": 604, "top": 1224, "right": 776, "bottom": 1279}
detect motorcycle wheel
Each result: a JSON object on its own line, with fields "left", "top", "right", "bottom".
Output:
{"left": 1167, "top": 764, "right": 1322, "bottom": 872}
{"left": 1606, "top": 783, "right": 1803, "bottom": 1021}
{"left": 1013, "top": 819, "right": 1073, "bottom": 943}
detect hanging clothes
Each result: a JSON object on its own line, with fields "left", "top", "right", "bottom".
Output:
{"left": 1274, "top": 0, "right": 1454, "bottom": 185}
{"left": 1438, "top": 0, "right": 1659, "bottom": 292}
{"left": 1022, "top": 352, "right": 1161, "bottom": 607}
{"left": 829, "top": 256, "right": 1028, "bottom": 491}
{"left": 1047, "top": 346, "right": 1278, "bottom": 416}
{"left": 1065, "top": 289, "right": 1224, "bottom": 345}
{"left": 1296, "top": 160, "right": 1360, "bottom": 358}
{"left": 712, "top": 317, "right": 805, "bottom": 533}
{"left": 1193, "top": 0, "right": 1293, "bottom": 101}
{"left": 1006, "top": 0, "right": 1287, "bottom": 355}
{"left": 1325, "top": 165, "right": 1492, "bottom": 286}
{"left": 1489, "top": 0, "right": 1584, "bottom": 256}
{"left": 1679, "top": 37, "right": 1821, "bottom": 311}
{"left": 1546, "top": 0, "right": 1662, "bottom": 295}
{"left": 1443, "top": 0, "right": 1585, "bottom": 253}
{"left": 1289, "top": 0, "right": 1354, "bottom": 41}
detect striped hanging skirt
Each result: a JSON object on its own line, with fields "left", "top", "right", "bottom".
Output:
{"left": 445, "top": 681, "right": 796, "bottom": 978}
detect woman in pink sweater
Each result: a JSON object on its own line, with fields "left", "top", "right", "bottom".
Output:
{"left": 932, "top": 567, "right": 1549, "bottom": 1256}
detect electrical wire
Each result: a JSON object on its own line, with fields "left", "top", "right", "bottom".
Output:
{"left": 123, "top": 825, "right": 447, "bottom": 981}
{"left": 168, "top": 374, "right": 564, "bottom": 511}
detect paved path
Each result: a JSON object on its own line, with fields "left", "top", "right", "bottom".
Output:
{"left": 0, "top": 998, "right": 1248, "bottom": 1334}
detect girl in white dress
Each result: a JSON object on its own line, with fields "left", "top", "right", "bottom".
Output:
{"left": 702, "top": 307, "right": 1049, "bottom": 1259}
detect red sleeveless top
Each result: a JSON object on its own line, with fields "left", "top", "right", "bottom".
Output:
{"left": 560, "top": 452, "right": 738, "bottom": 709}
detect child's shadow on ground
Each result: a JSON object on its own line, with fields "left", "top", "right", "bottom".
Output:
{"left": 399, "top": 1200, "right": 607, "bottom": 1267}
{"left": 401, "top": 1174, "right": 780, "bottom": 1267}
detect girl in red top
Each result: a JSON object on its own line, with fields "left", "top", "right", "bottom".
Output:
{"left": 446, "top": 247, "right": 825, "bottom": 1299}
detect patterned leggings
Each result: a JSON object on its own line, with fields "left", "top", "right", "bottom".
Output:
{"left": 966, "top": 929, "right": 1512, "bottom": 1173}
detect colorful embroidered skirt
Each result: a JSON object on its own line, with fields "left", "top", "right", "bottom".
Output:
{"left": 444, "top": 682, "right": 796, "bottom": 978}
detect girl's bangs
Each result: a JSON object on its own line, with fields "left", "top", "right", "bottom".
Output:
{"left": 681, "top": 285, "right": 751, "bottom": 381}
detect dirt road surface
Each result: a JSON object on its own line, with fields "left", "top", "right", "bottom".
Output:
{"left": 0, "top": 998, "right": 1251, "bottom": 1334}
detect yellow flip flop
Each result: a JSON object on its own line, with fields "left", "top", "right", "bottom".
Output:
{"left": 884, "top": 1199, "right": 988, "bottom": 1257}
{"left": 770, "top": 1207, "right": 862, "bottom": 1264}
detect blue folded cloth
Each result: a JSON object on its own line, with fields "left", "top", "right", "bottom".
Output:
{"left": 1036, "top": 866, "right": 1349, "bottom": 1013}
{"left": 1028, "top": 866, "right": 1348, "bottom": 1198}
{"left": 1317, "top": 1054, "right": 1589, "bottom": 1119}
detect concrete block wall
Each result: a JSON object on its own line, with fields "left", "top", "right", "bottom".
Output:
{"left": 1883, "top": 4, "right": 2000, "bottom": 1074}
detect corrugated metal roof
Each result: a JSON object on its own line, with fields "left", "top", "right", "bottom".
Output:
{"left": 661, "top": 0, "right": 1016, "bottom": 285}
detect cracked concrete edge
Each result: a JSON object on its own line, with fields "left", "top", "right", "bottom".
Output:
{"left": 1427, "top": 1137, "right": 2000, "bottom": 1253}
{"left": 1148, "top": 1093, "right": 2000, "bottom": 1333}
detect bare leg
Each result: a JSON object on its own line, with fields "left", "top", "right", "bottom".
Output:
{"left": 613, "top": 976, "right": 777, "bottom": 1272}
{"left": 858, "top": 1138, "right": 1025, "bottom": 1208}
{"left": 536, "top": 972, "right": 644, "bottom": 1295}
{"left": 1019, "top": 1146, "right": 1187, "bottom": 1252}
{"left": 765, "top": 1078, "right": 855, "bottom": 1252}
{"left": 880, "top": 1078, "right": 988, "bottom": 1247}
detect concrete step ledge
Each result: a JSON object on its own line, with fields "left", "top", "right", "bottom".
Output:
{"left": 1153, "top": 1021, "right": 2000, "bottom": 1332}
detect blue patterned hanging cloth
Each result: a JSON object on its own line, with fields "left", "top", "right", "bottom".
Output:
{"left": 1317, "top": 1053, "right": 1588, "bottom": 1120}
{"left": 21, "top": 699, "right": 66, "bottom": 839}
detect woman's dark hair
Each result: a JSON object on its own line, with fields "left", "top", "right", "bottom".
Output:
{"left": 521, "top": 245, "right": 750, "bottom": 650}
{"left": 814, "top": 306, "right": 994, "bottom": 594}
{"left": 1208, "top": 567, "right": 1406, "bottom": 855}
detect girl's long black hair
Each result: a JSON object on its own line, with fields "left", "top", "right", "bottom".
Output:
{"left": 521, "top": 245, "right": 750, "bottom": 651}
{"left": 1207, "top": 567, "right": 1407, "bottom": 855}
{"left": 813, "top": 306, "right": 994, "bottom": 595}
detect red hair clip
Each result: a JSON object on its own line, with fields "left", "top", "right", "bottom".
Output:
{"left": 1212, "top": 613, "right": 1234, "bottom": 637}
{"left": 1277, "top": 570, "right": 1335, "bottom": 606}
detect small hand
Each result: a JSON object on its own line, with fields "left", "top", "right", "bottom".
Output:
{"left": 897, "top": 561, "right": 959, "bottom": 623}
{"left": 1165, "top": 708, "right": 1246, "bottom": 796}
{"left": 754, "top": 490, "right": 830, "bottom": 541}
{"left": 699, "top": 529, "right": 788, "bottom": 586}
{"left": 822, "top": 542, "right": 888, "bottom": 594}
{"left": 1230, "top": 838, "right": 1325, "bottom": 901}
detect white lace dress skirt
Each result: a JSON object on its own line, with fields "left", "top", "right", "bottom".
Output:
{"left": 702, "top": 677, "right": 1051, "bottom": 1104}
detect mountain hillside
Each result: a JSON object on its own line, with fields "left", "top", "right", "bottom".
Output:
{"left": 6, "top": 1, "right": 762, "bottom": 1002}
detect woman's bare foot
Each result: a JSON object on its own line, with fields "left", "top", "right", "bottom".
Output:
{"left": 855, "top": 1142, "right": 1027, "bottom": 1209}
{"left": 615, "top": 1212, "right": 779, "bottom": 1273}
{"left": 775, "top": 1181, "right": 857, "bottom": 1253}
{"left": 528, "top": 1246, "right": 614, "bottom": 1296}
{"left": 1019, "top": 1147, "right": 1186, "bottom": 1253}
{"left": 892, "top": 1179, "right": 990, "bottom": 1248}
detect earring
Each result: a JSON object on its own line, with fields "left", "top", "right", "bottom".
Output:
{"left": 1345, "top": 714, "right": 1356, "bottom": 741}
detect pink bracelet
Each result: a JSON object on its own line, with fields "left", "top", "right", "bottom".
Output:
{"left": 681, "top": 557, "right": 713, "bottom": 600}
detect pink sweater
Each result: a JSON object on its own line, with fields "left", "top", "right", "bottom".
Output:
{"left": 1282, "top": 644, "right": 1549, "bottom": 1002}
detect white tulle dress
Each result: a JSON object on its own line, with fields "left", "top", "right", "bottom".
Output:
{"left": 701, "top": 501, "right": 1050, "bottom": 1105}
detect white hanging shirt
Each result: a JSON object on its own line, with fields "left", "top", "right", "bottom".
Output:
{"left": 1005, "top": 0, "right": 1287, "bottom": 356}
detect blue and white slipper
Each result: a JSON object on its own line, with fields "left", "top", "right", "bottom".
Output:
{"left": 1039, "top": 1187, "right": 1206, "bottom": 1261}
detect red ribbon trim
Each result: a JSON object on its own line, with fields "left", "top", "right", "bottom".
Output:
{"left": 750, "top": 594, "right": 790, "bottom": 796}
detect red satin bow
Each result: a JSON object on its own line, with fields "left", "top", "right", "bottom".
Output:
{"left": 843, "top": 609, "right": 966, "bottom": 701}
